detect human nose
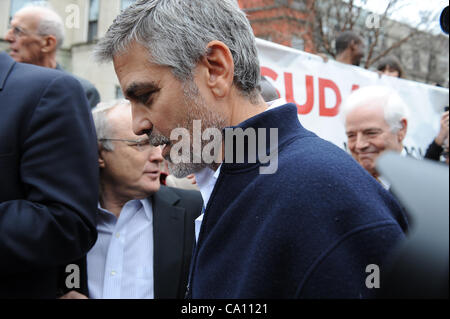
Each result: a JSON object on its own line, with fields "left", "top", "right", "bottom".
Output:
{"left": 355, "top": 133, "right": 369, "bottom": 150}
{"left": 5, "top": 27, "right": 15, "bottom": 42}
{"left": 148, "top": 145, "right": 164, "bottom": 164}
{"left": 131, "top": 103, "right": 153, "bottom": 136}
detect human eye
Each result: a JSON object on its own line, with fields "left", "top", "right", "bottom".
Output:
{"left": 137, "top": 93, "right": 152, "bottom": 105}
{"left": 137, "top": 139, "right": 150, "bottom": 147}
{"left": 366, "top": 130, "right": 380, "bottom": 136}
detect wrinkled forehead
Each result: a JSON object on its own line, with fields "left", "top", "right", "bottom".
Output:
{"left": 12, "top": 9, "right": 41, "bottom": 31}
{"left": 346, "top": 103, "right": 388, "bottom": 128}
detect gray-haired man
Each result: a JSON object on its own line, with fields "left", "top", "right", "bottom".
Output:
{"left": 5, "top": 4, "right": 100, "bottom": 107}
{"left": 95, "top": 0, "right": 407, "bottom": 298}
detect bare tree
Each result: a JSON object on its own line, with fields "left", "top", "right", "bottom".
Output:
{"left": 309, "top": 0, "right": 441, "bottom": 70}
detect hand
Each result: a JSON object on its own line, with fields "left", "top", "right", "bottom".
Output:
{"left": 59, "top": 290, "right": 88, "bottom": 299}
{"left": 316, "top": 53, "right": 329, "bottom": 63}
{"left": 435, "top": 111, "right": 449, "bottom": 146}
{"left": 187, "top": 174, "right": 197, "bottom": 185}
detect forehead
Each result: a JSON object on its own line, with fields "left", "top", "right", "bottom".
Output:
{"left": 345, "top": 104, "right": 389, "bottom": 130}
{"left": 12, "top": 9, "right": 41, "bottom": 30}
{"left": 113, "top": 41, "right": 171, "bottom": 89}
{"left": 108, "top": 105, "right": 137, "bottom": 136}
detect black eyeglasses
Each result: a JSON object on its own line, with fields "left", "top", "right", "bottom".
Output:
{"left": 99, "top": 137, "right": 155, "bottom": 152}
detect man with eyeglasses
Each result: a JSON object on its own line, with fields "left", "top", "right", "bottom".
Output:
{"left": 4, "top": 4, "right": 100, "bottom": 108}
{"left": 59, "top": 100, "right": 203, "bottom": 299}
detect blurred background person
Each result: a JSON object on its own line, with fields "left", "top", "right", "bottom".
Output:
{"left": 341, "top": 85, "right": 410, "bottom": 231}
{"left": 377, "top": 55, "right": 404, "bottom": 78}
{"left": 335, "top": 31, "right": 365, "bottom": 66}
{"left": 4, "top": 3, "right": 100, "bottom": 108}
{"left": 342, "top": 85, "right": 409, "bottom": 186}
{"left": 424, "top": 110, "right": 449, "bottom": 163}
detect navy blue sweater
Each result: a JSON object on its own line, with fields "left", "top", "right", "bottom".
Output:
{"left": 188, "top": 104, "right": 407, "bottom": 298}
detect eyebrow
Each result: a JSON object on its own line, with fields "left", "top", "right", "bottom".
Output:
{"left": 124, "top": 82, "right": 160, "bottom": 101}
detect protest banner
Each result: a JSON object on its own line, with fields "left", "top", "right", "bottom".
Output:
{"left": 257, "top": 38, "right": 449, "bottom": 158}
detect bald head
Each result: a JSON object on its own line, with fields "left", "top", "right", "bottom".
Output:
{"left": 5, "top": 4, "right": 65, "bottom": 67}
{"left": 16, "top": 5, "right": 65, "bottom": 48}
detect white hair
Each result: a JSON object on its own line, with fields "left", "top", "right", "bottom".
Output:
{"left": 18, "top": 3, "right": 65, "bottom": 49}
{"left": 341, "top": 85, "right": 409, "bottom": 132}
{"left": 92, "top": 100, "right": 131, "bottom": 151}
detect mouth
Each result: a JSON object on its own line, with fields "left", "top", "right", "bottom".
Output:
{"left": 143, "top": 170, "right": 160, "bottom": 179}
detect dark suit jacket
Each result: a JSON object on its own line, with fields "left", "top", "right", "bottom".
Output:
{"left": 0, "top": 52, "right": 99, "bottom": 298}
{"left": 59, "top": 186, "right": 203, "bottom": 299}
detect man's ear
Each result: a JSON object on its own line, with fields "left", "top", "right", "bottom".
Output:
{"left": 199, "top": 40, "right": 234, "bottom": 99}
{"left": 98, "top": 145, "right": 106, "bottom": 169}
{"left": 397, "top": 118, "right": 408, "bottom": 143}
{"left": 40, "top": 35, "right": 58, "bottom": 53}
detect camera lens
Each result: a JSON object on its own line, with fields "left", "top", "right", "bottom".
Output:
{"left": 440, "top": 6, "right": 449, "bottom": 34}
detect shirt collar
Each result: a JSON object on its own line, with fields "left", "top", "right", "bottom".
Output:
{"left": 97, "top": 199, "right": 152, "bottom": 222}
{"left": 195, "top": 165, "right": 222, "bottom": 209}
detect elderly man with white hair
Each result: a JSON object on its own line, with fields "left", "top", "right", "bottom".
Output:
{"left": 4, "top": 3, "right": 100, "bottom": 107}
{"left": 342, "top": 85, "right": 409, "bottom": 185}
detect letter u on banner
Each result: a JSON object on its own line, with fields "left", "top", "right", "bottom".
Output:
{"left": 284, "top": 72, "right": 314, "bottom": 114}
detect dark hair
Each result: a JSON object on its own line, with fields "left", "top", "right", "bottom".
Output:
{"left": 377, "top": 56, "right": 404, "bottom": 78}
{"left": 335, "top": 31, "right": 363, "bottom": 55}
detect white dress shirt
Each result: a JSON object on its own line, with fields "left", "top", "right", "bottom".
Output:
{"left": 194, "top": 165, "right": 221, "bottom": 242}
{"left": 87, "top": 199, "right": 154, "bottom": 299}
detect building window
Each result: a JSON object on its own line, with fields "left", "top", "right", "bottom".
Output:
{"left": 10, "top": 0, "right": 47, "bottom": 19}
{"left": 121, "top": 0, "right": 136, "bottom": 10}
{"left": 88, "top": 0, "right": 99, "bottom": 42}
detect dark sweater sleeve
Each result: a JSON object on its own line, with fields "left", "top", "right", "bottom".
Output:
{"left": 424, "top": 140, "right": 443, "bottom": 161}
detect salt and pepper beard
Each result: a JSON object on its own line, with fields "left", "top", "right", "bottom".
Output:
{"left": 147, "top": 80, "right": 226, "bottom": 178}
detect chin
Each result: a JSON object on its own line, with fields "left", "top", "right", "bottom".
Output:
{"left": 168, "top": 162, "right": 204, "bottom": 178}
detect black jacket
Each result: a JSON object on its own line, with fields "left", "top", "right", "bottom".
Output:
{"left": 58, "top": 186, "right": 203, "bottom": 299}
{"left": 0, "top": 52, "right": 99, "bottom": 298}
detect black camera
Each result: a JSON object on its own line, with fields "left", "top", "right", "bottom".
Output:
{"left": 440, "top": 6, "right": 449, "bottom": 34}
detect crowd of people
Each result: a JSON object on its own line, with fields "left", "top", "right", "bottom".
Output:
{"left": 0, "top": 0, "right": 448, "bottom": 299}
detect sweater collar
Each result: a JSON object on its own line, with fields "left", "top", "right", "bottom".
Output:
{"left": 221, "top": 103, "right": 309, "bottom": 172}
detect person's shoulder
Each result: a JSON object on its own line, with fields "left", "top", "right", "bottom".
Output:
{"left": 159, "top": 185, "right": 203, "bottom": 218}
{"left": 11, "top": 62, "right": 83, "bottom": 89}
{"left": 280, "top": 133, "right": 352, "bottom": 168}
{"left": 72, "top": 74, "right": 99, "bottom": 94}
{"left": 163, "top": 185, "right": 202, "bottom": 203}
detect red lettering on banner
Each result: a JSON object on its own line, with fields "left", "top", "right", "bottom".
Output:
{"left": 319, "top": 78, "right": 341, "bottom": 117}
{"left": 260, "top": 66, "right": 281, "bottom": 98}
{"left": 284, "top": 72, "right": 314, "bottom": 115}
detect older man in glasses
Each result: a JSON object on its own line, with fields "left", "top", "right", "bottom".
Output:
{"left": 4, "top": 3, "right": 100, "bottom": 108}
{"left": 60, "top": 100, "right": 203, "bottom": 299}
